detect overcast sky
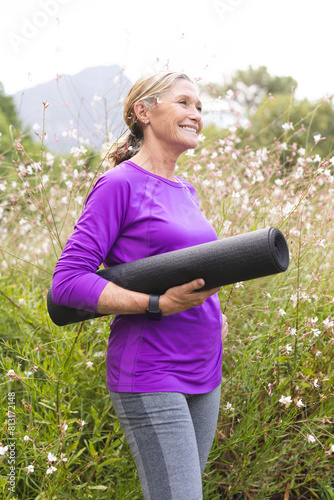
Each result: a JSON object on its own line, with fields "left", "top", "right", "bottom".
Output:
{"left": 1, "top": 0, "right": 333, "bottom": 101}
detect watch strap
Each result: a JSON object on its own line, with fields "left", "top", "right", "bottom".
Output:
{"left": 146, "top": 294, "right": 162, "bottom": 321}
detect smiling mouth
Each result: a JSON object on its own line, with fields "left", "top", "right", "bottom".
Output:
{"left": 179, "top": 125, "right": 198, "bottom": 134}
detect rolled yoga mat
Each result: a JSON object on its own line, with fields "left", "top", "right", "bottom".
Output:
{"left": 47, "top": 227, "right": 289, "bottom": 326}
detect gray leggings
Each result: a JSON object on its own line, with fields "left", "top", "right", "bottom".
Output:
{"left": 109, "top": 385, "right": 221, "bottom": 500}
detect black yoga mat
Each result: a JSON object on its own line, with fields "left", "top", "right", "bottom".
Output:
{"left": 47, "top": 227, "right": 289, "bottom": 326}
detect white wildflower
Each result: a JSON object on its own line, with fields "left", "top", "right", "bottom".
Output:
{"left": 224, "top": 402, "right": 235, "bottom": 411}
{"left": 279, "top": 395, "right": 292, "bottom": 405}
{"left": 282, "top": 122, "right": 294, "bottom": 131}
{"left": 0, "top": 445, "right": 9, "bottom": 455}
{"left": 185, "top": 149, "right": 195, "bottom": 157}
{"left": 70, "top": 146, "right": 87, "bottom": 158}
{"left": 46, "top": 152, "right": 54, "bottom": 166}
{"left": 46, "top": 466, "right": 57, "bottom": 475}
{"left": 47, "top": 452, "right": 57, "bottom": 462}
{"left": 285, "top": 344, "right": 292, "bottom": 354}
{"left": 323, "top": 317, "right": 334, "bottom": 328}
{"left": 290, "top": 293, "right": 298, "bottom": 305}
{"left": 294, "top": 166, "right": 304, "bottom": 179}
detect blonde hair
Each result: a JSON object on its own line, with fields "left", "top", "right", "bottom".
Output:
{"left": 106, "top": 71, "right": 195, "bottom": 167}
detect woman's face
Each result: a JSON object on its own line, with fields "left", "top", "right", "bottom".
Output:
{"left": 145, "top": 79, "right": 204, "bottom": 156}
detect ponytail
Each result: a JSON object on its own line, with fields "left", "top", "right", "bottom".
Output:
{"left": 105, "top": 128, "right": 143, "bottom": 168}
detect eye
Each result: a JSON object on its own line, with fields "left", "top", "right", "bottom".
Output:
{"left": 196, "top": 106, "right": 202, "bottom": 113}
{"left": 179, "top": 100, "right": 187, "bottom": 105}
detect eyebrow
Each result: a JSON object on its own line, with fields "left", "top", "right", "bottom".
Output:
{"left": 175, "top": 94, "right": 202, "bottom": 107}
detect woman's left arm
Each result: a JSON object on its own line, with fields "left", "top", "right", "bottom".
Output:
{"left": 221, "top": 314, "right": 229, "bottom": 341}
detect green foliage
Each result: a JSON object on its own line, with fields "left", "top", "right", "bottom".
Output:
{"left": 244, "top": 94, "right": 334, "bottom": 161}
{"left": 0, "top": 83, "right": 41, "bottom": 175}
{"left": 0, "top": 83, "right": 21, "bottom": 129}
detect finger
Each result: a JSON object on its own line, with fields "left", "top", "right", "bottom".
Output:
{"left": 182, "top": 278, "right": 205, "bottom": 292}
{"left": 200, "top": 286, "right": 221, "bottom": 298}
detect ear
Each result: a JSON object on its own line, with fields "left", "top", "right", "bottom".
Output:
{"left": 134, "top": 101, "right": 149, "bottom": 126}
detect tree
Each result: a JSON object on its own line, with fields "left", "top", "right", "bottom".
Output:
{"left": 205, "top": 65, "right": 298, "bottom": 115}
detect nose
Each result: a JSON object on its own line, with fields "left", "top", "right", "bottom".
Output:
{"left": 189, "top": 106, "right": 203, "bottom": 129}
{"left": 189, "top": 105, "right": 201, "bottom": 121}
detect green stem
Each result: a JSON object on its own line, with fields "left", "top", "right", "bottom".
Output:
{"left": 63, "top": 322, "right": 84, "bottom": 370}
{"left": 82, "top": 431, "right": 114, "bottom": 495}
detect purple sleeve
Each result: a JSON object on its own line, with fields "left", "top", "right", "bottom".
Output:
{"left": 51, "top": 172, "right": 129, "bottom": 313}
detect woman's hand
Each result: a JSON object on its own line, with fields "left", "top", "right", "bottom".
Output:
{"left": 159, "top": 279, "right": 221, "bottom": 316}
{"left": 221, "top": 313, "right": 229, "bottom": 341}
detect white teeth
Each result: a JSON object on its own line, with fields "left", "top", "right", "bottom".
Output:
{"left": 180, "top": 126, "right": 197, "bottom": 132}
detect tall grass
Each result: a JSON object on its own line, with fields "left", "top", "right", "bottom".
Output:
{"left": 0, "top": 89, "right": 334, "bottom": 499}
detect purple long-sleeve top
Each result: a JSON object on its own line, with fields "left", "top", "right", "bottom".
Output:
{"left": 52, "top": 160, "right": 223, "bottom": 393}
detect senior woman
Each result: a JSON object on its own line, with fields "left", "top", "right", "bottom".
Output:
{"left": 52, "top": 71, "right": 229, "bottom": 500}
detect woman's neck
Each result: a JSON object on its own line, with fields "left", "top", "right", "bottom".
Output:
{"left": 130, "top": 144, "right": 179, "bottom": 182}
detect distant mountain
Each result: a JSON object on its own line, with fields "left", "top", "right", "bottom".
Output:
{"left": 13, "top": 65, "right": 132, "bottom": 152}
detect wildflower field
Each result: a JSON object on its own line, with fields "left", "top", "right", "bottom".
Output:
{"left": 0, "top": 77, "right": 334, "bottom": 499}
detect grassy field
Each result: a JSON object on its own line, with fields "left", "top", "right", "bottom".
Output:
{"left": 0, "top": 99, "right": 334, "bottom": 499}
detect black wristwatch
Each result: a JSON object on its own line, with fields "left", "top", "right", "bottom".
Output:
{"left": 146, "top": 294, "right": 162, "bottom": 321}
